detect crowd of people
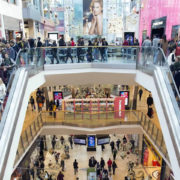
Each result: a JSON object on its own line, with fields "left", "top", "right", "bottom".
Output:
{"left": 15, "top": 134, "right": 138, "bottom": 180}
{"left": 44, "top": 36, "right": 109, "bottom": 64}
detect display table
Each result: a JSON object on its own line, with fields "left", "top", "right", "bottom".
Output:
{"left": 87, "top": 168, "right": 96, "bottom": 180}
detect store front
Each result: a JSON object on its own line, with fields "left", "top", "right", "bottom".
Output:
{"left": 151, "top": 16, "right": 167, "bottom": 39}
{"left": 3, "top": 15, "right": 23, "bottom": 41}
{"left": 141, "top": 135, "right": 162, "bottom": 179}
{"left": 171, "top": 25, "right": 180, "bottom": 41}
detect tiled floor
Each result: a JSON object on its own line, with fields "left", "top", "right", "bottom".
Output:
{"left": 28, "top": 135, "right": 160, "bottom": 180}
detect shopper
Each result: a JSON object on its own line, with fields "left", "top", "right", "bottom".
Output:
{"left": 52, "top": 102, "right": 56, "bottom": 118}
{"left": 60, "top": 159, "right": 65, "bottom": 171}
{"left": 100, "top": 157, "right": 105, "bottom": 169}
{"left": 107, "top": 158, "right": 112, "bottom": 172}
{"left": 122, "top": 136, "right": 127, "bottom": 151}
{"left": 112, "top": 161, "right": 117, "bottom": 175}
{"left": 40, "top": 161, "right": 45, "bottom": 172}
{"left": 68, "top": 135, "right": 73, "bottom": 149}
{"left": 30, "top": 96, "right": 35, "bottom": 111}
{"left": 65, "top": 42, "right": 73, "bottom": 63}
{"left": 57, "top": 171, "right": 64, "bottom": 180}
{"left": 110, "top": 141, "right": 115, "bottom": 153}
{"left": 51, "top": 135, "right": 56, "bottom": 149}
{"left": 52, "top": 40, "right": 58, "bottom": 64}
{"left": 116, "top": 139, "right": 121, "bottom": 150}
{"left": 6, "top": 43, "right": 16, "bottom": 60}
{"left": 70, "top": 38, "right": 75, "bottom": 46}
{"left": 101, "top": 144, "right": 105, "bottom": 151}
{"left": 0, "top": 78, "right": 6, "bottom": 105}
{"left": 142, "top": 36, "right": 152, "bottom": 64}
{"left": 73, "top": 159, "right": 78, "bottom": 175}
{"left": 138, "top": 89, "right": 143, "bottom": 101}
{"left": 147, "top": 94, "right": 153, "bottom": 108}
{"left": 113, "top": 147, "right": 117, "bottom": 160}
{"left": 147, "top": 106, "right": 153, "bottom": 118}
{"left": 60, "top": 136, "right": 65, "bottom": 145}
{"left": 96, "top": 162, "right": 101, "bottom": 177}
{"left": 161, "top": 34, "right": 168, "bottom": 56}
{"left": 102, "top": 38, "right": 108, "bottom": 61}
{"left": 130, "top": 139, "right": 135, "bottom": 152}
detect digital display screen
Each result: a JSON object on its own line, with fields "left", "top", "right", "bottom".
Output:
{"left": 88, "top": 135, "right": 96, "bottom": 147}
{"left": 53, "top": 91, "right": 63, "bottom": 101}
{"left": 74, "top": 138, "right": 86, "bottom": 145}
{"left": 119, "top": 91, "right": 129, "bottom": 106}
{"left": 97, "top": 138, "right": 110, "bottom": 145}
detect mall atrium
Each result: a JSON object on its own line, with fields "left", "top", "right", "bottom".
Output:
{"left": 0, "top": 0, "right": 180, "bottom": 180}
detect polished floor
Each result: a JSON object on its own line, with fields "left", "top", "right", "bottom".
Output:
{"left": 28, "top": 135, "right": 160, "bottom": 180}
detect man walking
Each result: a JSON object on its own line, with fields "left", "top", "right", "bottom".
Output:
{"left": 147, "top": 94, "right": 153, "bottom": 108}
{"left": 113, "top": 147, "right": 118, "bottom": 160}
{"left": 112, "top": 161, "right": 117, "bottom": 175}
{"left": 73, "top": 159, "right": 78, "bottom": 175}
{"left": 116, "top": 139, "right": 121, "bottom": 150}
{"left": 138, "top": 89, "right": 143, "bottom": 101}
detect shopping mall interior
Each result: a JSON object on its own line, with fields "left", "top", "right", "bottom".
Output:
{"left": 0, "top": 0, "right": 180, "bottom": 180}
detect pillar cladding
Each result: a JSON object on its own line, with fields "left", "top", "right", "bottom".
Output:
{"left": 138, "top": 134, "right": 143, "bottom": 163}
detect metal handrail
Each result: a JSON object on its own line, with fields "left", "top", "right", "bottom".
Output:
{"left": 158, "top": 47, "right": 180, "bottom": 100}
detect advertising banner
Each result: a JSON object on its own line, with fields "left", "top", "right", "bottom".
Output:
{"left": 88, "top": 135, "right": 96, "bottom": 147}
{"left": 119, "top": 91, "right": 129, "bottom": 106}
{"left": 83, "top": 0, "right": 103, "bottom": 35}
{"left": 143, "top": 148, "right": 149, "bottom": 166}
{"left": 114, "top": 97, "right": 125, "bottom": 119}
{"left": 53, "top": 91, "right": 63, "bottom": 100}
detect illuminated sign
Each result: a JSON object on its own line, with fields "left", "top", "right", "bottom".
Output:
{"left": 153, "top": 21, "right": 163, "bottom": 26}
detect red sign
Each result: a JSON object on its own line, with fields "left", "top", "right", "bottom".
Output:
{"left": 143, "top": 148, "right": 149, "bottom": 166}
{"left": 114, "top": 97, "right": 125, "bottom": 118}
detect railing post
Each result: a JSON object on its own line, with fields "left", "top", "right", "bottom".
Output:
{"left": 151, "top": 124, "right": 154, "bottom": 137}
{"left": 20, "top": 136, "right": 25, "bottom": 152}
{"left": 37, "top": 116, "right": 40, "bottom": 129}
{"left": 33, "top": 121, "right": 37, "bottom": 133}
{"left": 160, "top": 136, "right": 164, "bottom": 150}
{"left": 29, "top": 125, "right": 33, "bottom": 140}
{"left": 25, "top": 130, "right": 29, "bottom": 145}
{"left": 147, "top": 120, "right": 150, "bottom": 132}
{"left": 155, "top": 129, "right": 159, "bottom": 145}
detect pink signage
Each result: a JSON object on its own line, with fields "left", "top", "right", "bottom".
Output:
{"left": 139, "top": 0, "right": 180, "bottom": 43}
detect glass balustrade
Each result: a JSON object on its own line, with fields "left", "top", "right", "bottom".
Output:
{"left": 14, "top": 110, "right": 168, "bottom": 167}
{"left": 16, "top": 46, "right": 139, "bottom": 67}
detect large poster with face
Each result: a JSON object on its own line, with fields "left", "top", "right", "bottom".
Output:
{"left": 83, "top": 0, "right": 103, "bottom": 35}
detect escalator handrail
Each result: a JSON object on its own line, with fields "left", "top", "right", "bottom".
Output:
{"left": 158, "top": 48, "right": 180, "bottom": 100}
{"left": 0, "top": 68, "right": 22, "bottom": 138}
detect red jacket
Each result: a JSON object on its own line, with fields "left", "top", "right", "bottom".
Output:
{"left": 123, "top": 40, "right": 129, "bottom": 46}
{"left": 107, "top": 159, "right": 112, "bottom": 167}
{"left": 175, "top": 42, "right": 180, "bottom": 56}
{"left": 71, "top": 41, "right": 75, "bottom": 46}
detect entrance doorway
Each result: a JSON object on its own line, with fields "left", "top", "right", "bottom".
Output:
{"left": 151, "top": 28, "right": 164, "bottom": 39}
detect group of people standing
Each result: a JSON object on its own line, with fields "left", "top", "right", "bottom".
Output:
{"left": 47, "top": 36, "right": 109, "bottom": 64}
